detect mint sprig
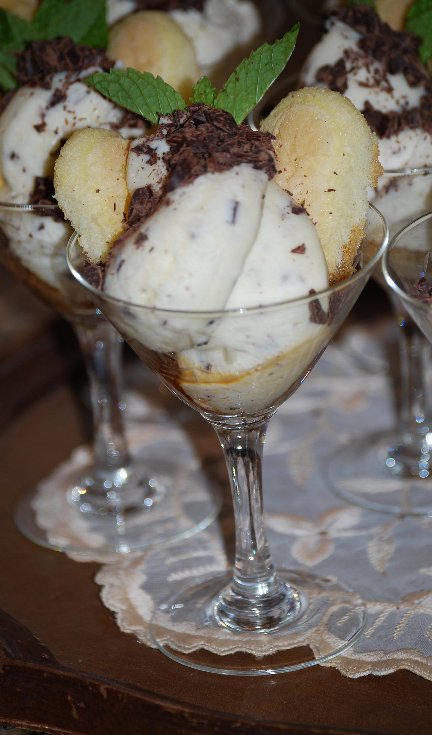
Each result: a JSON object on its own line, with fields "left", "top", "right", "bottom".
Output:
{"left": 86, "top": 68, "right": 186, "bottom": 124}
{"left": 0, "top": 0, "right": 108, "bottom": 91}
{"left": 86, "top": 26, "right": 299, "bottom": 125}
{"left": 406, "top": 0, "right": 432, "bottom": 64}
{"left": 207, "top": 25, "right": 299, "bottom": 124}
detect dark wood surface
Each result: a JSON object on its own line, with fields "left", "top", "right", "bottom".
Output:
{"left": 0, "top": 262, "right": 431, "bottom": 735}
{"left": 0, "top": 2, "right": 430, "bottom": 730}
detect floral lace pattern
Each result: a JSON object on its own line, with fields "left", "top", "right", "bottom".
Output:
{"left": 35, "top": 324, "right": 432, "bottom": 678}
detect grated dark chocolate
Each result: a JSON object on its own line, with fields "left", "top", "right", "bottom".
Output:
{"left": 122, "top": 104, "right": 276, "bottom": 232}
{"left": 82, "top": 263, "right": 104, "bottom": 290}
{"left": 160, "top": 104, "right": 276, "bottom": 190}
{"left": 412, "top": 276, "right": 432, "bottom": 303}
{"left": 127, "top": 186, "right": 162, "bottom": 227}
{"left": 15, "top": 38, "right": 113, "bottom": 87}
{"left": 29, "top": 176, "right": 63, "bottom": 221}
{"left": 308, "top": 289, "right": 328, "bottom": 325}
{"left": 314, "top": 6, "right": 432, "bottom": 139}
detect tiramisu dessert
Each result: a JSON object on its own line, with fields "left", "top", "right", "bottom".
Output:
{"left": 106, "top": 0, "right": 262, "bottom": 90}
{"left": 298, "top": 4, "right": 432, "bottom": 234}
{"left": 56, "top": 31, "right": 381, "bottom": 416}
{"left": 0, "top": 37, "right": 145, "bottom": 315}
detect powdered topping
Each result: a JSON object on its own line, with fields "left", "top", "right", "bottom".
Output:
{"left": 314, "top": 6, "right": 432, "bottom": 138}
{"left": 16, "top": 38, "right": 113, "bottom": 88}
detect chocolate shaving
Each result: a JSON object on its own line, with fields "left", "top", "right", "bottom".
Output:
{"left": 110, "top": 108, "right": 148, "bottom": 134}
{"left": 29, "top": 176, "right": 63, "bottom": 221}
{"left": 308, "top": 290, "right": 328, "bottom": 325}
{"left": 411, "top": 276, "right": 432, "bottom": 303}
{"left": 291, "top": 204, "right": 307, "bottom": 216}
{"left": 127, "top": 186, "right": 161, "bottom": 227}
{"left": 16, "top": 38, "right": 113, "bottom": 87}
{"left": 161, "top": 104, "right": 276, "bottom": 191}
{"left": 82, "top": 263, "right": 104, "bottom": 290}
{"left": 314, "top": 6, "right": 432, "bottom": 138}
{"left": 121, "top": 104, "right": 276, "bottom": 234}
{"left": 315, "top": 58, "right": 348, "bottom": 94}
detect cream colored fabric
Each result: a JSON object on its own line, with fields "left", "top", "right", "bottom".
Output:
{"left": 33, "top": 326, "right": 432, "bottom": 678}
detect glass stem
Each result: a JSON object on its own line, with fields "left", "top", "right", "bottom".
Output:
{"left": 212, "top": 418, "right": 303, "bottom": 632}
{"left": 392, "top": 294, "right": 432, "bottom": 436}
{"left": 70, "top": 311, "right": 132, "bottom": 500}
{"left": 389, "top": 293, "right": 432, "bottom": 476}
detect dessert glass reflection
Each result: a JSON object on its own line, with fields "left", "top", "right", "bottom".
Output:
{"left": 293, "top": 4, "right": 432, "bottom": 514}
{"left": 67, "top": 204, "right": 387, "bottom": 675}
{"left": 326, "top": 168, "right": 432, "bottom": 516}
{"left": 383, "top": 211, "right": 432, "bottom": 418}
{"left": 0, "top": 202, "right": 218, "bottom": 555}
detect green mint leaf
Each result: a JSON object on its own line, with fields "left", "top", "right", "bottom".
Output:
{"left": 213, "top": 24, "right": 299, "bottom": 124}
{"left": 33, "top": 0, "right": 108, "bottom": 47}
{"left": 86, "top": 68, "right": 186, "bottom": 124}
{"left": 0, "top": 9, "right": 34, "bottom": 45}
{"left": 190, "top": 76, "right": 217, "bottom": 106}
{"left": 406, "top": 0, "right": 432, "bottom": 63}
{"left": 0, "top": 0, "right": 108, "bottom": 90}
{"left": 0, "top": 48, "right": 18, "bottom": 90}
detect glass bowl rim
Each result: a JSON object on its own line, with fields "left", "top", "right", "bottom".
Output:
{"left": 0, "top": 201, "right": 59, "bottom": 212}
{"left": 66, "top": 203, "right": 388, "bottom": 318}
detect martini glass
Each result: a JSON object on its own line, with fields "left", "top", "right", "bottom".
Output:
{"left": 326, "top": 169, "right": 432, "bottom": 516}
{"left": 0, "top": 201, "right": 218, "bottom": 555}
{"left": 250, "top": 69, "right": 432, "bottom": 515}
{"left": 68, "top": 204, "right": 387, "bottom": 675}
{"left": 383, "top": 211, "right": 432, "bottom": 392}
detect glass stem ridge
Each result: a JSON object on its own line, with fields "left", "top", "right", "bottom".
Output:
{"left": 72, "top": 312, "right": 132, "bottom": 500}
{"left": 213, "top": 420, "right": 303, "bottom": 632}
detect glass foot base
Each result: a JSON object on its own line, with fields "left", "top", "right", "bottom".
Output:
{"left": 14, "top": 438, "right": 220, "bottom": 557}
{"left": 325, "top": 429, "right": 432, "bottom": 516}
{"left": 149, "top": 570, "right": 366, "bottom": 676}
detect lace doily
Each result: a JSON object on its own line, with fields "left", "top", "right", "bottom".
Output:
{"left": 96, "top": 324, "right": 432, "bottom": 679}
{"left": 30, "top": 393, "right": 220, "bottom": 561}
{"left": 92, "top": 324, "right": 432, "bottom": 680}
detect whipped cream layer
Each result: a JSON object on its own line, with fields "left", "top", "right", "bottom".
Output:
{"left": 171, "top": 0, "right": 260, "bottom": 73}
{"left": 0, "top": 70, "right": 139, "bottom": 199}
{"left": 104, "top": 162, "right": 329, "bottom": 414}
{"left": 0, "top": 53, "right": 143, "bottom": 297}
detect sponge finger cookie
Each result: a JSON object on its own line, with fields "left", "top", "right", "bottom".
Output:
{"left": 54, "top": 127, "right": 130, "bottom": 264}
{"left": 261, "top": 87, "right": 382, "bottom": 283}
